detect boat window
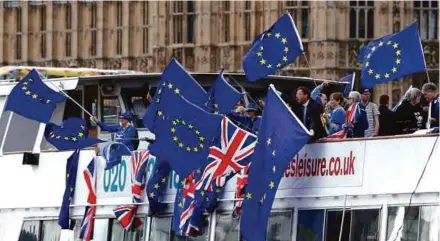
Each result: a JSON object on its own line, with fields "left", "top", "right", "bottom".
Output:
{"left": 18, "top": 220, "right": 40, "bottom": 241}
{"left": 107, "top": 218, "right": 146, "bottom": 241}
{"left": 324, "top": 209, "right": 380, "bottom": 241}
{"left": 387, "top": 206, "right": 439, "bottom": 241}
{"left": 40, "top": 220, "right": 61, "bottom": 241}
{"left": 101, "top": 97, "right": 121, "bottom": 126}
{"left": 149, "top": 216, "right": 171, "bottom": 241}
{"left": 18, "top": 220, "right": 60, "bottom": 241}
{"left": 73, "top": 218, "right": 109, "bottom": 241}
{"left": 267, "top": 211, "right": 293, "bottom": 241}
{"left": 297, "top": 209, "right": 324, "bottom": 241}
{"left": 122, "top": 86, "right": 151, "bottom": 128}
{"left": 214, "top": 213, "right": 240, "bottom": 241}
{"left": 0, "top": 111, "right": 40, "bottom": 154}
{"left": 62, "top": 89, "right": 83, "bottom": 120}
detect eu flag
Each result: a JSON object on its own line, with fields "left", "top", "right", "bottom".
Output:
{"left": 59, "top": 149, "right": 80, "bottom": 229}
{"left": 339, "top": 73, "right": 356, "bottom": 98}
{"left": 146, "top": 157, "right": 171, "bottom": 216}
{"left": 204, "top": 69, "right": 243, "bottom": 114}
{"left": 359, "top": 23, "right": 426, "bottom": 89}
{"left": 99, "top": 142, "right": 132, "bottom": 170}
{"left": 240, "top": 85, "right": 312, "bottom": 241}
{"left": 148, "top": 84, "right": 222, "bottom": 177}
{"left": 143, "top": 59, "right": 207, "bottom": 132}
{"left": 243, "top": 13, "right": 304, "bottom": 82}
{"left": 44, "top": 117, "right": 104, "bottom": 151}
{"left": 4, "top": 69, "right": 67, "bottom": 123}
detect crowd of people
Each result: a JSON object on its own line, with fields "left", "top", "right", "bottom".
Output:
{"left": 90, "top": 81, "right": 439, "bottom": 150}
{"left": 230, "top": 82, "right": 439, "bottom": 142}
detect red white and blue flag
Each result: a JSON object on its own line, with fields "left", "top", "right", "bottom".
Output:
{"left": 232, "top": 163, "right": 250, "bottom": 218}
{"left": 324, "top": 103, "right": 360, "bottom": 140}
{"left": 195, "top": 117, "right": 257, "bottom": 191}
{"left": 113, "top": 151, "right": 150, "bottom": 230}
{"left": 79, "top": 158, "right": 97, "bottom": 241}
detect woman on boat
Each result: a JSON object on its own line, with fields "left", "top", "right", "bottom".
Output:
{"left": 345, "top": 91, "right": 368, "bottom": 138}
{"left": 327, "top": 92, "right": 346, "bottom": 134}
{"left": 394, "top": 88, "right": 425, "bottom": 134}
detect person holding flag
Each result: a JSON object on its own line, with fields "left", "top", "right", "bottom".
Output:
{"left": 421, "top": 83, "right": 439, "bottom": 128}
{"left": 92, "top": 113, "right": 140, "bottom": 151}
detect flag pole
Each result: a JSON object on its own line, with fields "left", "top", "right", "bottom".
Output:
{"left": 38, "top": 71, "right": 94, "bottom": 118}
{"left": 227, "top": 74, "right": 263, "bottom": 112}
{"left": 302, "top": 52, "right": 318, "bottom": 87}
{"left": 338, "top": 194, "right": 348, "bottom": 241}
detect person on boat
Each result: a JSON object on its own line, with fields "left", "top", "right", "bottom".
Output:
{"left": 345, "top": 91, "right": 368, "bottom": 138}
{"left": 394, "top": 88, "right": 425, "bottom": 135}
{"left": 92, "top": 112, "right": 140, "bottom": 151}
{"left": 361, "top": 89, "right": 380, "bottom": 137}
{"left": 327, "top": 92, "right": 346, "bottom": 135}
{"left": 227, "top": 103, "right": 262, "bottom": 135}
{"left": 378, "top": 94, "right": 395, "bottom": 136}
{"left": 421, "top": 83, "right": 439, "bottom": 128}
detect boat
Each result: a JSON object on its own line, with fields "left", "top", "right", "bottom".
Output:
{"left": 0, "top": 69, "right": 438, "bottom": 241}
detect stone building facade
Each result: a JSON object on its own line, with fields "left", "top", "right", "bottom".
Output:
{"left": 0, "top": 0, "right": 438, "bottom": 104}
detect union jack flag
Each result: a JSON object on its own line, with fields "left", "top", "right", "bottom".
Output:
{"left": 324, "top": 103, "right": 360, "bottom": 140}
{"left": 79, "top": 158, "right": 97, "bottom": 241}
{"left": 113, "top": 151, "right": 150, "bottom": 230}
{"left": 232, "top": 163, "right": 250, "bottom": 218}
{"left": 79, "top": 206, "right": 96, "bottom": 241}
{"left": 180, "top": 172, "right": 196, "bottom": 231}
{"left": 195, "top": 117, "right": 256, "bottom": 191}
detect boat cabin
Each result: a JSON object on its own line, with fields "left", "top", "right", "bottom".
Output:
{"left": 0, "top": 73, "right": 438, "bottom": 241}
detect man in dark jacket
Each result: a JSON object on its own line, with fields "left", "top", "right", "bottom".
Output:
{"left": 290, "top": 86, "right": 327, "bottom": 142}
{"left": 378, "top": 95, "right": 395, "bottom": 136}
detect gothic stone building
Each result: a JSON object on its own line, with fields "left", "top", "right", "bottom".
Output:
{"left": 0, "top": 1, "right": 438, "bottom": 104}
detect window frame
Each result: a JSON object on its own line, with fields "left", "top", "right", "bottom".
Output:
{"left": 413, "top": 0, "right": 439, "bottom": 40}
{"left": 349, "top": 0, "right": 375, "bottom": 40}
{"left": 170, "top": 1, "right": 196, "bottom": 46}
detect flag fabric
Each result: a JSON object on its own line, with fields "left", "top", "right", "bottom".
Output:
{"left": 392, "top": 85, "right": 413, "bottom": 112}
{"left": 113, "top": 151, "right": 150, "bottom": 230}
{"left": 58, "top": 149, "right": 80, "bottom": 229}
{"left": 146, "top": 158, "right": 171, "bottom": 216}
{"left": 79, "top": 158, "right": 97, "bottom": 241}
{"left": 143, "top": 59, "right": 207, "bottom": 132}
{"left": 204, "top": 69, "right": 243, "bottom": 114}
{"left": 323, "top": 103, "right": 360, "bottom": 140}
{"left": 339, "top": 73, "right": 356, "bottom": 98}
{"left": 99, "top": 142, "right": 132, "bottom": 170}
{"left": 4, "top": 69, "right": 67, "bottom": 123}
{"left": 194, "top": 117, "right": 257, "bottom": 192}
{"left": 172, "top": 172, "right": 197, "bottom": 236}
{"left": 147, "top": 84, "right": 223, "bottom": 177}
{"left": 240, "top": 85, "right": 312, "bottom": 241}
{"left": 44, "top": 117, "right": 104, "bottom": 151}
{"left": 359, "top": 23, "right": 426, "bottom": 89}
{"left": 232, "top": 163, "right": 250, "bottom": 218}
{"left": 243, "top": 13, "right": 304, "bottom": 82}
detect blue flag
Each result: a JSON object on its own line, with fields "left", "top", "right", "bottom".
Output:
{"left": 339, "top": 73, "right": 356, "bottom": 98}
{"left": 99, "top": 142, "right": 132, "bottom": 170}
{"left": 243, "top": 13, "right": 304, "bottom": 82}
{"left": 240, "top": 85, "right": 312, "bottom": 241}
{"left": 59, "top": 149, "right": 80, "bottom": 229}
{"left": 204, "top": 69, "right": 243, "bottom": 114}
{"left": 146, "top": 157, "right": 171, "bottom": 216}
{"left": 4, "top": 69, "right": 67, "bottom": 123}
{"left": 143, "top": 59, "right": 207, "bottom": 132}
{"left": 44, "top": 117, "right": 104, "bottom": 151}
{"left": 148, "top": 84, "right": 222, "bottom": 177}
{"left": 359, "top": 23, "right": 426, "bottom": 89}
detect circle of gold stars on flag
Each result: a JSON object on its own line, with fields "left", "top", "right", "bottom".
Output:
{"left": 48, "top": 124, "right": 87, "bottom": 142}
{"left": 20, "top": 78, "right": 52, "bottom": 104}
{"left": 154, "top": 82, "right": 166, "bottom": 104}
{"left": 256, "top": 32, "right": 290, "bottom": 70}
{"left": 365, "top": 40, "right": 401, "bottom": 80}
{"left": 170, "top": 118, "right": 206, "bottom": 153}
